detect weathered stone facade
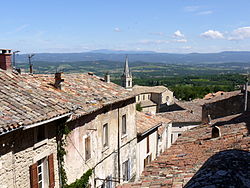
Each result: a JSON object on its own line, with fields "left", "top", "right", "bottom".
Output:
{"left": 65, "top": 101, "right": 137, "bottom": 187}
{"left": 0, "top": 122, "right": 59, "bottom": 188}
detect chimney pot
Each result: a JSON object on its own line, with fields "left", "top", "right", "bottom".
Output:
{"left": 54, "top": 72, "right": 64, "bottom": 89}
{"left": 104, "top": 73, "right": 110, "bottom": 83}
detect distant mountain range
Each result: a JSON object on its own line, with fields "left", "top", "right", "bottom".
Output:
{"left": 16, "top": 50, "right": 250, "bottom": 64}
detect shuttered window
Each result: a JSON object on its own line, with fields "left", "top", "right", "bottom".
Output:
{"left": 30, "top": 163, "right": 38, "bottom": 188}
{"left": 30, "top": 154, "right": 55, "bottom": 188}
{"left": 48, "top": 154, "right": 55, "bottom": 188}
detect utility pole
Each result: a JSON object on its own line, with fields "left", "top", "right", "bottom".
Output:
{"left": 28, "top": 54, "right": 35, "bottom": 74}
{"left": 12, "top": 50, "right": 20, "bottom": 68}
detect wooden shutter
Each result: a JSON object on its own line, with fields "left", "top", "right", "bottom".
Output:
{"left": 48, "top": 154, "right": 55, "bottom": 188}
{"left": 30, "top": 163, "right": 38, "bottom": 188}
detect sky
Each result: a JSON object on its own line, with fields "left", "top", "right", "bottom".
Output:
{"left": 1, "top": 0, "right": 250, "bottom": 53}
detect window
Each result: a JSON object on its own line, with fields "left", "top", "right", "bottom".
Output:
{"left": 106, "top": 175, "right": 112, "bottom": 188}
{"left": 122, "top": 160, "right": 130, "bottom": 181}
{"left": 146, "top": 136, "right": 150, "bottom": 154}
{"left": 85, "top": 136, "right": 91, "bottom": 160}
{"left": 37, "top": 125, "right": 46, "bottom": 142}
{"left": 37, "top": 158, "right": 48, "bottom": 188}
{"left": 122, "top": 115, "right": 127, "bottom": 135}
{"left": 143, "top": 95, "right": 145, "bottom": 100}
{"left": 30, "top": 154, "right": 55, "bottom": 188}
{"left": 171, "top": 134, "right": 173, "bottom": 143}
{"left": 103, "top": 124, "right": 108, "bottom": 147}
{"left": 178, "top": 133, "right": 182, "bottom": 137}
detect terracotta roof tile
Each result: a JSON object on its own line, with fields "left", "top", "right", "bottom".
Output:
{"left": 120, "top": 113, "right": 250, "bottom": 187}
{"left": 0, "top": 71, "right": 133, "bottom": 134}
{"left": 136, "top": 112, "right": 171, "bottom": 135}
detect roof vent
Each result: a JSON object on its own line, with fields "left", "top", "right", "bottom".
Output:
{"left": 212, "top": 126, "right": 221, "bottom": 138}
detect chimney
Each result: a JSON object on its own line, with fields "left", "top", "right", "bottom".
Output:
{"left": 0, "top": 49, "right": 12, "bottom": 71}
{"left": 54, "top": 72, "right": 64, "bottom": 90}
{"left": 104, "top": 73, "right": 110, "bottom": 83}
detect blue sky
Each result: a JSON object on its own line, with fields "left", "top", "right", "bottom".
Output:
{"left": 1, "top": 0, "right": 250, "bottom": 53}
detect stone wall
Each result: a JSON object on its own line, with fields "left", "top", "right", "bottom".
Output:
{"left": 65, "top": 102, "right": 137, "bottom": 187}
{"left": 0, "top": 122, "right": 59, "bottom": 188}
{"left": 202, "top": 93, "right": 250, "bottom": 123}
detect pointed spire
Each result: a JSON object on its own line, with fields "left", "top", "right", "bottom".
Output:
{"left": 123, "top": 56, "right": 131, "bottom": 77}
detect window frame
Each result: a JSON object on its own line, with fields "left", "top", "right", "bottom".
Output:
{"left": 122, "top": 159, "right": 130, "bottom": 182}
{"left": 122, "top": 114, "right": 127, "bottom": 136}
{"left": 85, "top": 135, "right": 91, "bottom": 160}
{"left": 103, "top": 123, "right": 109, "bottom": 148}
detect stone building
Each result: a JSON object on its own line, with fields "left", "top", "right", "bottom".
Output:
{"left": 158, "top": 100, "right": 203, "bottom": 144}
{"left": 0, "top": 49, "right": 138, "bottom": 188}
{"left": 0, "top": 50, "right": 73, "bottom": 188}
{"left": 25, "top": 72, "right": 138, "bottom": 188}
{"left": 132, "top": 85, "right": 174, "bottom": 114}
{"left": 118, "top": 112, "right": 250, "bottom": 187}
{"left": 120, "top": 57, "right": 174, "bottom": 114}
{"left": 135, "top": 112, "right": 171, "bottom": 180}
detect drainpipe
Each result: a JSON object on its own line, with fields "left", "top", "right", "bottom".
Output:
{"left": 117, "top": 108, "right": 121, "bottom": 183}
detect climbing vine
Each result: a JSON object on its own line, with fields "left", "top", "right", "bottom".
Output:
{"left": 57, "top": 122, "right": 71, "bottom": 187}
{"left": 57, "top": 122, "right": 93, "bottom": 188}
{"left": 65, "top": 169, "right": 93, "bottom": 188}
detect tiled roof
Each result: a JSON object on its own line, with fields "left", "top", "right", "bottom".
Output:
{"left": 119, "top": 113, "right": 250, "bottom": 187}
{"left": 27, "top": 73, "right": 133, "bottom": 118}
{"left": 0, "top": 70, "right": 72, "bottom": 134}
{"left": 202, "top": 90, "right": 240, "bottom": 103}
{"left": 132, "top": 85, "right": 171, "bottom": 95}
{"left": 158, "top": 110, "right": 201, "bottom": 123}
{"left": 0, "top": 71, "right": 133, "bottom": 134}
{"left": 136, "top": 112, "right": 171, "bottom": 135}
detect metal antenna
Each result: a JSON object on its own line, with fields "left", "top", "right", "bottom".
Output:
{"left": 12, "top": 50, "right": 20, "bottom": 68}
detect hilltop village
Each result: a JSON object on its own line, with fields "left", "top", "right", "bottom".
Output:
{"left": 0, "top": 49, "right": 250, "bottom": 188}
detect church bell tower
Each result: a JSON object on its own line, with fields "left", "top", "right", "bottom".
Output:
{"left": 121, "top": 56, "right": 132, "bottom": 90}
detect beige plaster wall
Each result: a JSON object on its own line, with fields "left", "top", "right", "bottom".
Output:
{"left": 65, "top": 103, "right": 137, "bottom": 187}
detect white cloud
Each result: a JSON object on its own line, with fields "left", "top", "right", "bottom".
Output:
{"left": 197, "top": 10, "right": 213, "bottom": 15}
{"left": 201, "top": 30, "right": 224, "bottom": 39}
{"left": 174, "top": 30, "right": 185, "bottom": 38}
{"left": 174, "top": 39, "right": 187, "bottom": 43}
{"left": 229, "top": 26, "right": 250, "bottom": 40}
{"left": 114, "top": 27, "right": 121, "bottom": 32}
